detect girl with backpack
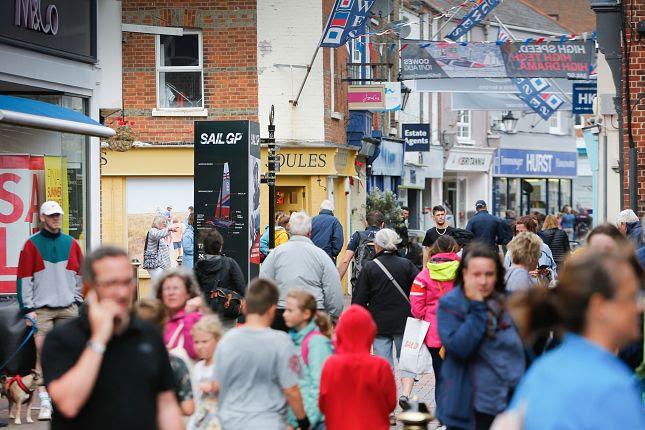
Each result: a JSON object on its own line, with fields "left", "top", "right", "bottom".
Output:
{"left": 283, "top": 289, "right": 333, "bottom": 430}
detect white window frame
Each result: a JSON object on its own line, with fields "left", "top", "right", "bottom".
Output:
{"left": 456, "top": 110, "right": 472, "bottom": 143}
{"left": 549, "top": 111, "right": 566, "bottom": 135}
{"left": 154, "top": 31, "right": 207, "bottom": 116}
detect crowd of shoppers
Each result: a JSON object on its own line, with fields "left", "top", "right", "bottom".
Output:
{"left": 5, "top": 200, "right": 645, "bottom": 430}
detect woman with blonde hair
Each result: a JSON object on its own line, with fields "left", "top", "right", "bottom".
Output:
{"left": 505, "top": 232, "right": 544, "bottom": 292}
{"left": 283, "top": 289, "right": 333, "bottom": 430}
{"left": 143, "top": 214, "right": 180, "bottom": 281}
{"left": 539, "top": 214, "right": 570, "bottom": 270}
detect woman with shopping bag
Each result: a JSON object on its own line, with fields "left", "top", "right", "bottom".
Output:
{"left": 410, "top": 235, "right": 460, "bottom": 402}
{"left": 352, "top": 228, "right": 419, "bottom": 411}
{"left": 437, "top": 243, "right": 525, "bottom": 430}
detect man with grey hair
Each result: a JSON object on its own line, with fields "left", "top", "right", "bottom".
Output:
{"left": 260, "top": 211, "right": 344, "bottom": 331}
{"left": 616, "top": 209, "right": 644, "bottom": 250}
{"left": 311, "top": 199, "right": 344, "bottom": 262}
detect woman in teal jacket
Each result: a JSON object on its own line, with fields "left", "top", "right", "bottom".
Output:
{"left": 283, "top": 289, "right": 334, "bottom": 430}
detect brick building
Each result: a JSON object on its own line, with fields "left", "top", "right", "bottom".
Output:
{"left": 101, "top": 0, "right": 356, "bottom": 288}
{"left": 523, "top": 0, "right": 595, "bottom": 33}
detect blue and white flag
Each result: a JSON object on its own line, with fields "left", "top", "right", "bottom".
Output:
{"left": 447, "top": 0, "right": 502, "bottom": 41}
{"left": 320, "top": 0, "right": 375, "bottom": 47}
{"left": 497, "top": 28, "right": 564, "bottom": 120}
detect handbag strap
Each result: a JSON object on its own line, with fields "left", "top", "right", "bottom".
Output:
{"left": 166, "top": 321, "right": 184, "bottom": 348}
{"left": 373, "top": 258, "right": 410, "bottom": 304}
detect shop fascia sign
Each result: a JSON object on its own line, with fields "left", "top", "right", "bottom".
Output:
{"left": 261, "top": 147, "right": 349, "bottom": 176}
{"left": 348, "top": 83, "right": 401, "bottom": 111}
{"left": 444, "top": 150, "right": 493, "bottom": 172}
{"left": 494, "top": 149, "right": 577, "bottom": 178}
{"left": 14, "top": 0, "right": 60, "bottom": 35}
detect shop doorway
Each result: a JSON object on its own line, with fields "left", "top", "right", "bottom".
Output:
{"left": 276, "top": 186, "right": 306, "bottom": 214}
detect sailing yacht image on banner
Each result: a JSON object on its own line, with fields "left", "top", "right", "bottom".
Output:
{"left": 194, "top": 120, "right": 261, "bottom": 282}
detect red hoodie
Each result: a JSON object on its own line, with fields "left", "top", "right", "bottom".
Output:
{"left": 319, "top": 305, "right": 397, "bottom": 430}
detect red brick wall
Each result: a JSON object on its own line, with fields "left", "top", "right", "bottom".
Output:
{"left": 119, "top": 0, "right": 258, "bottom": 144}
{"left": 623, "top": 1, "right": 645, "bottom": 214}
{"left": 322, "top": 0, "right": 349, "bottom": 145}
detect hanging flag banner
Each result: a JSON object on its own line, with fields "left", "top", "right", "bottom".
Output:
{"left": 451, "top": 93, "right": 572, "bottom": 111}
{"left": 402, "top": 123, "right": 431, "bottom": 152}
{"left": 401, "top": 40, "right": 594, "bottom": 80}
{"left": 572, "top": 82, "right": 597, "bottom": 114}
{"left": 320, "top": 0, "right": 375, "bottom": 48}
{"left": 446, "top": 0, "right": 502, "bottom": 41}
{"left": 513, "top": 78, "right": 564, "bottom": 120}
{"left": 500, "top": 40, "right": 595, "bottom": 80}
{"left": 407, "top": 77, "right": 573, "bottom": 93}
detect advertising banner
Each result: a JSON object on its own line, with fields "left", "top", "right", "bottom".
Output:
{"left": 408, "top": 77, "right": 573, "bottom": 93}
{"left": 402, "top": 123, "right": 431, "bottom": 152}
{"left": 446, "top": 0, "right": 501, "bottom": 41}
{"left": 320, "top": 0, "right": 375, "bottom": 48}
{"left": 0, "top": 155, "right": 44, "bottom": 293}
{"left": 451, "top": 93, "right": 572, "bottom": 111}
{"left": 194, "top": 121, "right": 261, "bottom": 282}
{"left": 44, "top": 156, "right": 69, "bottom": 233}
{"left": 494, "top": 149, "right": 577, "bottom": 178}
{"left": 572, "top": 82, "right": 597, "bottom": 114}
{"left": 401, "top": 40, "right": 594, "bottom": 80}
{"left": 513, "top": 78, "right": 564, "bottom": 120}
{"left": 371, "top": 139, "right": 404, "bottom": 176}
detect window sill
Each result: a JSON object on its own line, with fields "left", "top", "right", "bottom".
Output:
{"left": 152, "top": 108, "right": 208, "bottom": 117}
{"left": 331, "top": 111, "right": 344, "bottom": 120}
{"left": 456, "top": 139, "right": 475, "bottom": 146}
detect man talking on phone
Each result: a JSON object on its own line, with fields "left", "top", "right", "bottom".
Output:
{"left": 41, "top": 246, "right": 183, "bottom": 430}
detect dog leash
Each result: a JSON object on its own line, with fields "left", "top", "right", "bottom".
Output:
{"left": 0, "top": 317, "right": 38, "bottom": 373}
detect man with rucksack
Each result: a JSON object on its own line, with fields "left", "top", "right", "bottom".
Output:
{"left": 338, "top": 211, "right": 384, "bottom": 289}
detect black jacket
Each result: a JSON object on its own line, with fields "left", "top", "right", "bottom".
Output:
{"left": 194, "top": 255, "right": 246, "bottom": 298}
{"left": 539, "top": 228, "right": 570, "bottom": 267}
{"left": 352, "top": 251, "right": 419, "bottom": 335}
{"left": 465, "top": 210, "right": 509, "bottom": 248}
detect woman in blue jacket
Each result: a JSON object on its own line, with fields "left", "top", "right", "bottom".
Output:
{"left": 181, "top": 213, "right": 195, "bottom": 269}
{"left": 437, "top": 243, "right": 525, "bottom": 430}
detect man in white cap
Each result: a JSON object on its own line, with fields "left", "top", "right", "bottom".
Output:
{"left": 16, "top": 201, "right": 84, "bottom": 421}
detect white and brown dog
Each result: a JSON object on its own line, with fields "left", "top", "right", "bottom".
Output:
{"left": 1, "top": 370, "right": 43, "bottom": 425}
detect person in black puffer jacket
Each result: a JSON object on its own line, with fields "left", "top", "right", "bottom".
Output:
{"left": 194, "top": 229, "right": 246, "bottom": 329}
{"left": 538, "top": 215, "right": 570, "bottom": 270}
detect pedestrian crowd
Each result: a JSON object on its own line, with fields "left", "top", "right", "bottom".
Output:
{"left": 3, "top": 199, "right": 645, "bottom": 430}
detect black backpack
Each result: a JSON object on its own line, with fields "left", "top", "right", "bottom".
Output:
{"left": 350, "top": 230, "right": 377, "bottom": 287}
{"left": 200, "top": 257, "right": 243, "bottom": 320}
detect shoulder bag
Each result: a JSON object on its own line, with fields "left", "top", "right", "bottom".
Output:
{"left": 142, "top": 232, "right": 161, "bottom": 270}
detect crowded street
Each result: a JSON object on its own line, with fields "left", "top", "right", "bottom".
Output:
{"left": 1, "top": 1, "right": 645, "bottom": 429}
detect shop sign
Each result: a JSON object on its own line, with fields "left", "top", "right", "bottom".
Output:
{"left": 0, "top": 155, "right": 44, "bottom": 293}
{"left": 572, "top": 82, "right": 597, "bottom": 114}
{"left": 444, "top": 151, "right": 492, "bottom": 172}
{"left": 402, "top": 123, "right": 430, "bottom": 152}
{"left": 371, "top": 139, "right": 404, "bottom": 177}
{"left": 194, "top": 121, "right": 261, "bottom": 282}
{"left": 0, "top": 0, "right": 96, "bottom": 63}
{"left": 348, "top": 85, "right": 385, "bottom": 110}
{"left": 494, "top": 149, "right": 577, "bottom": 178}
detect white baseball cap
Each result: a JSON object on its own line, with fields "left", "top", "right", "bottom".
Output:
{"left": 40, "top": 201, "right": 64, "bottom": 216}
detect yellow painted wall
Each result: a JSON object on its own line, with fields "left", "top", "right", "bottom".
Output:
{"left": 102, "top": 147, "right": 194, "bottom": 176}
{"left": 100, "top": 176, "right": 126, "bottom": 247}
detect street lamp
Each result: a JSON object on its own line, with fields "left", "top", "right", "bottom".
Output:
{"left": 501, "top": 111, "right": 518, "bottom": 134}
{"left": 400, "top": 82, "right": 412, "bottom": 111}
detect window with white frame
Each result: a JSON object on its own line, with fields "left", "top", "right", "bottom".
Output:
{"left": 456, "top": 110, "right": 472, "bottom": 142}
{"left": 549, "top": 111, "right": 566, "bottom": 135}
{"left": 156, "top": 32, "right": 204, "bottom": 109}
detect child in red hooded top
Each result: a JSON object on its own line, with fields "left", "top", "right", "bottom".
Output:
{"left": 319, "top": 305, "right": 397, "bottom": 430}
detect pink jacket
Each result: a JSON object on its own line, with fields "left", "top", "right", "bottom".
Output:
{"left": 163, "top": 309, "right": 202, "bottom": 360}
{"left": 410, "top": 252, "right": 460, "bottom": 348}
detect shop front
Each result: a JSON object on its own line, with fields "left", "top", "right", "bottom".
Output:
{"left": 260, "top": 145, "right": 357, "bottom": 237}
{"left": 0, "top": 0, "right": 114, "bottom": 293}
{"left": 493, "top": 149, "right": 577, "bottom": 217}
{"left": 443, "top": 147, "right": 495, "bottom": 228}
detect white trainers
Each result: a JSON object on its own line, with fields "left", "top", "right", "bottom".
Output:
{"left": 38, "top": 402, "right": 52, "bottom": 421}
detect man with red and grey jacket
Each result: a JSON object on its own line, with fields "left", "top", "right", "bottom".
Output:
{"left": 16, "top": 201, "right": 84, "bottom": 421}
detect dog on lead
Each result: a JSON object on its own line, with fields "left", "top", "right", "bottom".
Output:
{"left": 1, "top": 370, "right": 43, "bottom": 425}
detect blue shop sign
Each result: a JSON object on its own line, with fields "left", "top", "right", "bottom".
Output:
{"left": 494, "top": 149, "right": 577, "bottom": 178}
{"left": 572, "top": 82, "right": 597, "bottom": 114}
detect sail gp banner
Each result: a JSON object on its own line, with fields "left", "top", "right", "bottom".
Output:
{"left": 494, "top": 149, "right": 577, "bottom": 178}
{"left": 401, "top": 40, "right": 594, "bottom": 80}
{"left": 320, "top": 0, "right": 375, "bottom": 47}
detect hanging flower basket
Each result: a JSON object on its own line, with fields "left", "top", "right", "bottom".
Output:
{"left": 107, "top": 119, "right": 136, "bottom": 152}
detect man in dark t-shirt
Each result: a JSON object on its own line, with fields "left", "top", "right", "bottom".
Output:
{"left": 41, "top": 246, "right": 182, "bottom": 430}
{"left": 422, "top": 205, "right": 455, "bottom": 266}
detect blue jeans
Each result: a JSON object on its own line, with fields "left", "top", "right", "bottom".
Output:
{"left": 373, "top": 334, "right": 415, "bottom": 378}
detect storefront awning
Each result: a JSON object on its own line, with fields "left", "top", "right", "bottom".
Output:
{"left": 0, "top": 96, "right": 116, "bottom": 138}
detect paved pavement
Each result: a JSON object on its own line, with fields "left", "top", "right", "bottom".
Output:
{"left": 0, "top": 398, "right": 48, "bottom": 430}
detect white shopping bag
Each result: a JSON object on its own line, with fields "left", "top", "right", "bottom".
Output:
{"left": 399, "top": 317, "right": 433, "bottom": 374}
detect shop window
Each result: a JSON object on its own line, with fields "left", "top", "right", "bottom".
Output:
{"left": 456, "top": 110, "right": 472, "bottom": 143}
{"left": 156, "top": 32, "right": 204, "bottom": 109}
{"left": 548, "top": 111, "right": 567, "bottom": 135}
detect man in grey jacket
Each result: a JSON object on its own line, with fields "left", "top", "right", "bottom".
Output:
{"left": 260, "top": 211, "right": 344, "bottom": 331}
